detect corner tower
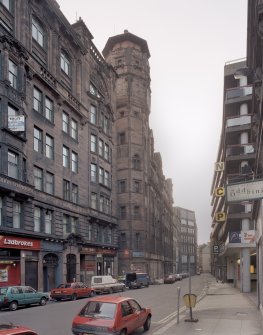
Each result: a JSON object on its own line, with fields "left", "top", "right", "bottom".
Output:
{"left": 103, "top": 30, "right": 151, "bottom": 274}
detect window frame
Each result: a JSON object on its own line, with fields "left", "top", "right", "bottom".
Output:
{"left": 44, "top": 210, "right": 52, "bottom": 234}
{"left": 63, "top": 179, "right": 70, "bottom": 201}
{"left": 90, "top": 163, "right": 97, "bottom": 183}
{"left": 8, "top": 59, "right": 17, "bottom": 89}
{"left": 34, "top": 206, "right": 41, "bottom": 232}
{"left": 13, "top": 201, "right": 21, "bottom": 229}
{"left": 60, "top": 50, "right": 70, "bottom": 76}
{"left": 45, "top": 134, "right": 54, "bottom": 159}
{"left": 71, "top": 151, "right": 78, "bottom": 173}
{"left": 8, "top": 150, "right": 18, "bottom": 179}
{"left": 34, "top": 127, "right": 43, "bottom": 153}
{"left": 62, "top": 112, "right": 69, "bottom": 133}
{"left": 90, "top": 105, "right": 97, "bottom": 125}
{"left": 63, "top": 146, "right": 69, "bottom": 168}
{"left": 44, "top": 96, "right": 54, "bottom": 122}
{"left": 72, "top": 184, "right": 78, "bottom": 204}
{"left": 46, "top": 172, "right": 54, "bottom": 195}
{"left": 32, "top": 17, "right": 44, "bottom": 47}
{"left": 34, "top": 166, "right": 43, "bottom": 191}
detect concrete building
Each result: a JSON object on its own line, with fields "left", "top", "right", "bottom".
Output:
{"left": 198, "top": 243, "right": 211, "bottom": 273}
{"left": 0, "top": 0, "right": 175, "bottom": 289}
{"left": 247, "top": 0, "right": 263, "bottom": 311}
{"left": 210, "top": 58, "right": 256, "bottom": 292}
{"left": 175, "top": 207, "right": 198, "bottom": 275}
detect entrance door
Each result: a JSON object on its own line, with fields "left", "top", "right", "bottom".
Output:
{"left": 66, "top": 254, "right": 76, "bottom": 282}
{"left": 25, "top": 261, "right": 38, "bottom": 289}
{"left": 43, "top": 253, "right": 58, "bottom": 291}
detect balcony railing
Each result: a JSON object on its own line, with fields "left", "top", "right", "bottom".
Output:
{"left": 226, "top": 85, "right": 252, "bottom": 100}
{"left": 226, "top": 114, "right": 251, "bottom": 128}
{"left": 226, "top": 143, "right": 255, "bottom": 157}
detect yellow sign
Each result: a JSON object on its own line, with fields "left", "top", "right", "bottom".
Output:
{"left": 215, "top": 187, "right": 225, "bottom": 197}
{"left": 215, "top": 162, "right": 224, "bottom": 172}
{"left": 183, "top": 294, "right": 197, "bottom": 308}
{"left": 216, "top": 212, "right": 226, "bottom": 221}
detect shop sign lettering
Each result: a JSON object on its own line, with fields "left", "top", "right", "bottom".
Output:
{"left": 3, "top": 238, "right": 33, "bottom": 247}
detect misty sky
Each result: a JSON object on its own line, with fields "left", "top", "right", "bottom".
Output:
{"left": 58, "top": 0, "right": 248, "bottom": 244}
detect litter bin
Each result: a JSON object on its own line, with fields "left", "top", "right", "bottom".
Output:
{"left": 183, "top": 293, "right": 197, "bottom": 308}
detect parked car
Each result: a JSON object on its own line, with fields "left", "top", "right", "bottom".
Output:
{"left": 0, "top": 286, "right": 49, "bottom": 311}
{"left": 175, "top": 274, "right": 183, "bottom": 281}
{"left": 50, "top": 282, "right": 94, "bottom": 301}
{"left": 0, "top": 324, "right": 38, "bottom": 335}
{"left": 164, "top": 274, "right": 176, "bottom": 284}
{"left": 91, "top": 275, "right": 126, "bottom": 294}
{"left": 125, "top": 272, "right": 150, "bottom": 289}
{"left": 72, "top": 296, "right": 152, "bottom": 335}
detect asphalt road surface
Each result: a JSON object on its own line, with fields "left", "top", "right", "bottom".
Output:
{"left": 0, "top": 274, "right": 209, "bottom": 335}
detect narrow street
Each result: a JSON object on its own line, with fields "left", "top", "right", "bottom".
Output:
{"left": 0, "top": 275, "right": 207, "bottom": 335}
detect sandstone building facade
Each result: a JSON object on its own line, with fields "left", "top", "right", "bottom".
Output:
{"left": 0, "top": 0, "right": 175, "bottom": 290}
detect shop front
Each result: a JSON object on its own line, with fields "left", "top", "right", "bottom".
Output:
{"left": 0, "top": 235, "right": 41, "bottom": 288}
{"left": 80, "top": 247, "right": 117, "bottom": 285}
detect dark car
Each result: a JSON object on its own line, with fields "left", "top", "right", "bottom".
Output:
{"left": 164, "top": 274, "right": 176, "bottom": 284}
{"left": 0, "top": 286, "right": 49, "bottom": 311}
{"left": 125, "top": 272, "right": 150, "bottom": 289}
{"left": 72, "top": 296, "right": 152, "bottom": 335}
{"left": 50, "top": 282, "right": 94, "bottom": 301}
{"left": 0, "top": 324, "right": 38, "bottom": 335}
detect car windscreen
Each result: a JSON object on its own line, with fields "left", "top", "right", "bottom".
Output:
{"left": 80, "top": 301, "right": 116, "bottom": 319}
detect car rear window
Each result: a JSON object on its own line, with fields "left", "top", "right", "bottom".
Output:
{"left": 126, "top": 273, "right": 136, "bottom": 281}
{"left": 93, "top": 277, "right": 102, "bottom": 284}
{"left": 0, "top": 287, "right": 8, "bottom": 295}
{"left": 58, "top": 284, "right": 71, "bottom": 288}
{"left": 80, "top": 301, "right": 116, "bottom": 319}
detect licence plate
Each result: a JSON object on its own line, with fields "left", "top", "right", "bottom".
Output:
{"left": 54, "top": 291, "right": 61, "bottom": 293}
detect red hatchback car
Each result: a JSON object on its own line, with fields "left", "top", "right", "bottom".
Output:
{"left": 50, "top": 282, "right": 94, "bottom": 301}
{"left": 0, "top": 324, "right": 38, "bottom": 335}
{"left": 72, "top": 296, "right": 152, "bottom": 335}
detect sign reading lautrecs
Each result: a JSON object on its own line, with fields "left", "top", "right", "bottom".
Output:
{"left": 226, "top": 179, "right": 263, "bottom": 202}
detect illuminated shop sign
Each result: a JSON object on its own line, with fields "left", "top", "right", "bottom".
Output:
{"left": 0, "top": 235, "right": 40, "bottom": 250}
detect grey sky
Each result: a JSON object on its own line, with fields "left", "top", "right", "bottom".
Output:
{"left": 58, "top": 0, "right": 248, "bottom": 244}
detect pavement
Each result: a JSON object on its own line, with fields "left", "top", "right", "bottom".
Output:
{"left": 153, "top": 274, "right": 263, "bottom": 335}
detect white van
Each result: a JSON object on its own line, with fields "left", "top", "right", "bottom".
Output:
{"left": 91, "top": 275, "right": 125, "bottom": 294}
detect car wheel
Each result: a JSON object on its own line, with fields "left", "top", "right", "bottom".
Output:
{"left": 55, "top": 298, "right": 61, "bottom": 301}
{"left": 119, "top": 330, "right": 126, "bottom": 335}
{"left": 90, "top": 291, "right": 95, "bottom": 297}
{"left": 39, "top": 297, "right": 47, "bottom": 306}
{"left": 122, "top": 286, "right": 126, "bottom": 292}
{"left": 71, "top": 294, "right": 77, "bottom": 301}
{"left": 143, "top": 315, "right": 151, "bottom": 331}
{"left": 109, "top": 288, "right": 113, "bottom": 294}
{"left": 9, "top": 301, "right": 18, "bottom": 311}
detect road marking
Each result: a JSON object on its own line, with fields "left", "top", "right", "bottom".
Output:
{"left": 153, "top": 285, "right": 208, "bottom": 334}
